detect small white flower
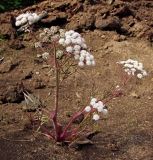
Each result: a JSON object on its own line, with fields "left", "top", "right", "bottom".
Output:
{"left": 21, "top": 17, "right": 27, "bottom": 25}
{"left": 34, "top": 42, "right": 42, "bottom": 48}
{"left": 16, "top": 14, "right": 24, "bottom": 21}
{"left": 78, "top": 61, "right": 84, "bottom": 67}
{"left": 36, "top": 54, "right": 41, "bottom": 58}
{"left": 74, "top": 45, "right": 81, "bottom": 51}
{"left": 71, "top": 38, "right": 76, "bottom": 44}
{"left": 44, "top": 28, "right": 50, "bottom": 33}
{"left": 42, "top": 52, "right": 49, "bottom": 59}
{"left": 65, "top": 31, "right": 70, "bottom": 37}
{"left": 131, "top": 68, "right": 136, "bottom": 72}
{"left": 86, "top": 60, "right": 92, "bottom": 66}
{"left": 86, "top": 52, "right": 90, "bottom": 57}
{"left": 138, "top": 62, "right": 143, "bottom": 69}
{"left": 68, "top": 30, "right": 75, "bottom": 35}
{"left": 127, "top": 59, "right": 134, "bottom": 63}
{"left": 56, "top": 50, "right": 64, "bottom": 58}
{"left": 91, "top": 60, "right": 96, "bottom": 66}
{"left": 34, "top": 15, "right": 39, "bottom": 22}
{"left": 73, "top": 50, "right": 80, "bottom": 55}
{"left": 127, "top": 71, "right": 131, "bottom": 75}
{"left": 86, "top": 56, "right": 91, "bottom": 61}
{"left": 128, "top": 64, "right": 134, "bottom": 68}
{"left": 66, "top": 46, "right": 73, "bottom": 53}
{"left": 65, "top": 38, "right": 72, "bottom": 45}
{"left": 135, "top": 65, "right": 142, "bottom": 70}
{"left": 74, "top": 54, "right": 80, "bottom": 60}
{"left": 80, "top": 50, "right": 87, "bottom": 55}
{"left": 15, "top": 21, "right": 21, "bottom": 27}
{"left": 75, "top": 38, "right": 82, "bottom": 45}
{"left": 72, "top": 32, "right": 80, "bottom": 39}
{"left": 85, "top": 106, "right": 91, "bottom": 112}
{"left": 28, "top": 15, "right": 34, "bottom": 22}
{"left": 97, "top": 106, "right": 104, "bottom": 112}
{"left": 142, "top": 70, "right": 147, "bottom": 76}
{"left": 91, "top": 98, "right": 97, "bottom": 102}
{"left": 23, "top": 13, "right": 29, "bottom": 18}
{"left": 90, "top": 101, "right": 96, "bottom": 106}
{"left": 60, "top": 31, "right": 65, "bottom": 38}
{"left": 102, "top": 109, "right": 108, "bottom": 115}
{"left": 116, "top": 85, "right": 120, "bottom": 89}
{"left": 90, "top": 98, "right": 97, "bottom": 106}
{"left": 81, "top": 43, "right": 87, "bottom": 49}
{"left": 93, "top": 114, "right": 100, "bottom": 121}
{"left": 81, "top": 52, "right": 87, "bottom": 57}
{"left": 119, "top": 61, "right": 126, "bottom": 64}
{"left": 89, "top": 55, "right": 94, "bottom": 61}
{"left": 124, "top": 68, "right": 129, "bottom": 72}
{"left": 93, "top": 103, "right": 99, "bottom": 109}
{"left": 59, "top": 38, "right": 65, "bottom": 45}
{"left": 137, "top": 73, "right": 143, "bottom": 79}
{"left": 98, "top": 101, "right": 104, "bottom": 107}
{"left": 79, "top": 56, "right": 84, "bottom": 62}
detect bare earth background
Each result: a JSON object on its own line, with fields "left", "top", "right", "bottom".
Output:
{"left": 0, "top": 0, "right": 153, "bottom": 160}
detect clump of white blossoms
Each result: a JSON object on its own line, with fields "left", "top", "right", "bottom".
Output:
{"left": 38, "top": 26, "right": 65, "bottom": 43}
{"left": 15, "top": 12, "right": 40, "bottom": 27}
{"left": 117, "top": 59, "right": 147, "bottom": 79}
{"left": 84, "top": 98, "right": 108, "bottom": 121}
{"left": 58, "top": 30, "right": 95, "bottom": 67}
{"left": 34, "top": 26, "right": 65, "bottom": 59}
{"left": 35, "top": 28, "right": 95, "bottom": 65}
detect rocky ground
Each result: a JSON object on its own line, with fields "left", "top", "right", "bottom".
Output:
{"left": 0, "top": 0, "right": 153, "bottom": 160}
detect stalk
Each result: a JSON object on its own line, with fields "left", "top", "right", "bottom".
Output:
{"left": 52, "top": 42, "right": 60, "bottom": 141}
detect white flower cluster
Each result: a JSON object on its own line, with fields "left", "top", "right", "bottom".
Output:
{"left": 15, "top": 12, "right": 40, "bottom": 27}
{"left": 37, "top": 26, "right": 64, "bottom": 43}
{"left": 36, "top": 52, "right": 50, "bottom": 60}
{"left": 117, "top": 59, "right": 147, "bottom": 79}
{"left": 84, "top": 98, "right": 108, "bottom": 121}
{"left": 58, "top": 30, "right": 95, "bottom": 67}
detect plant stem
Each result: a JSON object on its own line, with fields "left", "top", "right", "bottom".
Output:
{"left": 60, "top": 111, "right": 83, "bottom": 139}
{"left": 54, "top": 44, "right": 59, "bottom": 117}
{"left": 52, "top": 42, "right": 60, "bottom": 141}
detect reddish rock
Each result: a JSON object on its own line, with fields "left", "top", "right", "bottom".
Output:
{"left": 67, "top": 12, "right": 95, "bottom": 30}
{"left": 95, "top": 16, "right": 121, "bottom": 31}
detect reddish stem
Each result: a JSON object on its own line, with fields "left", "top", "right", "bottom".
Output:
{"left": 60, "top": 110, "right": 84, "bottom": 139}
{"left": 103, "top": 75, "right": 132, "bottom": 104}
{"left": 51, "top": 42, "right": 60, "bottom": 141}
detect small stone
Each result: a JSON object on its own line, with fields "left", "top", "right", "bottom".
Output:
{"left": 95, "top": 16, "right": 121, "bottom": 31}
{"left": 130, "top": 92, "right": 140, "bottom": 99}
{"left": 35, "top": 72, "right": 40, "bottom": 75}
{"left": 103, "top": 45, "right": 108, "bottom": 49}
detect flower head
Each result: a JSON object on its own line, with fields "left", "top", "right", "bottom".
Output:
{"left": 93, "top": 114, "right": 100, "bottom": 121}
{"left": 15, "top": 12, "right": 40, "bottom": 27}
{"left": 58, "top": 30, "right": 95, "bottom": 67}
{"left": 117, "top": 59, "right": 147, "bottom": 79}
{"left": 85, "top": 106, "right": 91, "bottom": 112}
{"left": 84, "top": 98, "right": 108, "bottom": 121}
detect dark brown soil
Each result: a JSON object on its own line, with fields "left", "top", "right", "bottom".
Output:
{"left": 0, "top": 0, "right": 153, "bottom": 160}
